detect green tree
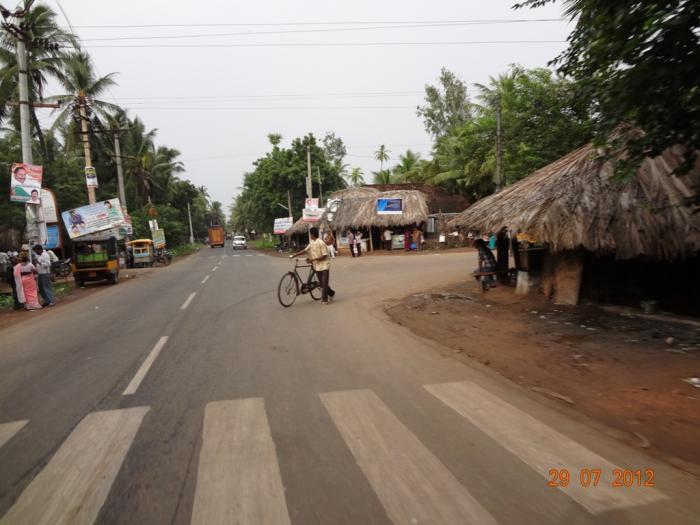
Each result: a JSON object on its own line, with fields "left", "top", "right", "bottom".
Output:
{"left": 416, "top": 68, "right": 472, "bottom": 139}
{"left": 372, "top": 169, "right": 393, "bottom": 184}
{"left": 514, "top": 0, "right": 700, "bottom": 171}
{"left": 391, "top": 149, "right": 421, "bottom": 182}
{"left": 374, "top": 144, "right": 390, "bottom": 173}
{"left": 345, "top": 167, "right": 365, "bottom": 186}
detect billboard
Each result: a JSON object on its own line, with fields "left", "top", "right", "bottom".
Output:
{"left": 85, "top": 166, "right": 98, "bottom": 188}
{"left": 46, "top": 224, "right": 62, "bottom": 250}
{"left": 61, "top": 198, "right": 126, "bottom": 239}
{"left": 303, "top": 198, "right": 323, "bottom": 222}
{"left": 152, "top": 229, "right": 166, "bottom": 249}
{"left": 273, "top": 217, "right": 293, "bottom": 234}
{"left": 10, "top": 163, "right": 42, "bottom": 203}
{"left": 376, "top": 198, "right": 403, "bottom": 215}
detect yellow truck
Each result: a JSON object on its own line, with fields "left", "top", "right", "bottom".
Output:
{"left": 208, "top": 226, "right": 225, "bottom": 248}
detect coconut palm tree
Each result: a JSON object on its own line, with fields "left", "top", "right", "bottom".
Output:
{"left": 392, "top": 149, "right": 421, "bottom": 182}
{"left": 0, "top": 2, "right": 76, "bottom": 159}
{"left": 372, "top": 169, "right": 392, "bottom": 184}
{"left": 374, "top": 144, "right": 390, "bottom": 172}
{"left": 345, "top": 166, "right": 364, "bottom": 186}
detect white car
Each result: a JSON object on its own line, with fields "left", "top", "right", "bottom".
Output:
{"left": 232, "top": 235, "right": 247, "bottom": 250}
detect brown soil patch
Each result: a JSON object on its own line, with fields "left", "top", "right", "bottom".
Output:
{"left": 386, "top": 281, "right": 700, "bottom": 473}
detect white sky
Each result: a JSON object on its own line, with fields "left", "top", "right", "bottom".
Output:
{"left": 42, "top": 0, "right": 571, "bottom": 213}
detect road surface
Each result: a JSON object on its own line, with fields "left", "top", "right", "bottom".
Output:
{"left": 0, "top": 245, "right": 698, "bottom": 524}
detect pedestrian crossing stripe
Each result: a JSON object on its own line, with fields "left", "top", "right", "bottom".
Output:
{"left": 1, "top": 407, "right": 149, "bottom": 525}
{"left": 425, "top": 381, "right": 667, "bottom": 514}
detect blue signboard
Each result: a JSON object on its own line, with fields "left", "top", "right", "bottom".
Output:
{"left": 376, "top": 198, "right": 403, "bottom": 215}
{"left": 46, "top": 224, "right": 61, "bottom": 249}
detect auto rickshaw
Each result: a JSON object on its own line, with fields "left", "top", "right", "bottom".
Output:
{"left": 127, "top": 239, "right": 155, "bottom": 268}
{"left": 72, "top": 236, "right": 121, "bottom": 286}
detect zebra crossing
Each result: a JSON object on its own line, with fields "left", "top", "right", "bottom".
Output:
{"left": 0, "top": 382, "right": 668, "bottom": 524}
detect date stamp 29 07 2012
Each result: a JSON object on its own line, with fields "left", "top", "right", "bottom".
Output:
{"left": 548, "top": 468, "right": 655, "bottom": 488}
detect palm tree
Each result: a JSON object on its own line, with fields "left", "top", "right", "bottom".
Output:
{"left": 345, "top": 167, "right": 364, "bottom": 186}
{"left": 48, "top": 51, "right": 119, "bottom": 132}
{"left": 374, "top": 144, "right": 390, "bottom": 172}
{"left": 0, "top": 3, "right": 76, "bottom": 159}
{"left": 392, "top": 149, "right": 421, "bottom": 182}
{"left": 267, "top": 133, "right": 282, "bottom": 148}
{"left": 372, "top": 169, "right": 392, "bottom": 184}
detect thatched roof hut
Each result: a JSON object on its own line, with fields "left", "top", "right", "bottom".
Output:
{"left": 331, "top": 189, "right": 429, "bottom": 230}
{"left": 284, "top": 217, "right": 309, "bottom": 237}
{"left": 449, "top": 143, "right": 700, "bottom": 261}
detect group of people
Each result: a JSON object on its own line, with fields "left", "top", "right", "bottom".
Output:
{"left": 0, "top": 245, "right": 57, "bottom": 310}
{"left": 344, "top": 229, "right": 364, "bottom": 257}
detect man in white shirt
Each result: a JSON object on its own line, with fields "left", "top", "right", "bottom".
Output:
{"left": 383, "top": 228, "right": 393, "bottom": 250}
{"left": 291, "top": 227, "right": 336, "bottom": 304}
{"left": 32, "top": 245, "right": 55, "bottom": 306}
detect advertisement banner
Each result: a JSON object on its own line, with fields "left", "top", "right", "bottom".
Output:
{"left": 376, "top": 198, "right": 403, "bottom": 215}
{"left": 10, "top": 163, "right": 42, "bottom": 203}
{"left": 302, "top": 198, "right": 323, "bottom": 222}
{"left": 273, "top": 217, "right": 293, "bottom": 234}
{"left": 85, "top": 166, "right": 98, "bottom": 188}
{"left": 40, "top": 189, "right": 58, "bottom": 222}
{"left": 46, "top": 224, "right": 62, "bottom": 250}
{"left": 61, "top": 198, "right": 126, "bottom": 239}
{"left": 152, "top": 228, "right": 166, "bottom": 249}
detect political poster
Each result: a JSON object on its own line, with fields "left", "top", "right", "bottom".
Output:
{"left": 61, "top": 198, "right": 126, "bottom": 239}
{"left": 273, "top": 217, "right": 293, "bottom": 234}
{"left": 85, "top": 166, "right": 98, "bottom": 188}
{"left": 10, "top": 163, "right": 42, "bottom": 203}
{"left": 302, "top": 198, "right": 323, "bottom": 222}
{"left": 376, "top": 198, "right": 403, "bottom": 215}
{"left": 152, "top": 229, "right": 166, "bottom": 249}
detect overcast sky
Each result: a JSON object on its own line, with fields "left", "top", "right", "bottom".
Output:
{"left": 43, "top": 0, "right": 571, "bottom": 214}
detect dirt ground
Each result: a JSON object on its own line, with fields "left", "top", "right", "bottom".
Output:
{"left": 386, "top": 279, "right": 700, "bottom": 475}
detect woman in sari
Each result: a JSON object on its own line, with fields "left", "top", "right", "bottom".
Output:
{"left": 14, "top": 253, "right": 42, "bottom": 310}
{"left": 473, "top": 238, "right": 497, "bottom": 290}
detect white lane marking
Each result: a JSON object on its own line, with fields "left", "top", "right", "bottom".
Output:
{"left": 1, "top": 407, "right": 149, "bottom": 525}
{"left": 233, "top": 254, "right": 241, "bottom": 257}
{"left": 320, "top": 389, "right": 496, "bottom": 525}
{"left": 257, "top": 254, "right": 264, "bottom": 257}
{"left": 181, "top": 292, "right": 197, "bottom": 310}
{"left": 191, "top": 399, "right": 291, "bottom": 525}
{"left": 425, "top": 381, "right": 667, "bottom": 514}
{"left": 201, "top": 275, "right": 210, "bottom": 284}
{"left": 122, "top": 336, "right": 169, "bottom": 396}
{"left": 212, "top": 266, "right": 218, "bottom": 272}
{"left": 0, "top": 420, "right": 28, "bottom": 449}
{"left": 245, "top": 254, "right": 253, "bottom": 257}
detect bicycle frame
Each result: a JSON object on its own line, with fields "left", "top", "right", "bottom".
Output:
{"left": 291, "top": 258, "right": 317, "bottom": 292}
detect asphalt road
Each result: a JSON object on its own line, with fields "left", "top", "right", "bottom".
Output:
{"left": 0, "top": 245, "right": 698, "bottom": 524}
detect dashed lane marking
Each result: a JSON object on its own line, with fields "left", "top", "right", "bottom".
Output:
{"left": 122, "top": 336, "right": 169, "bottom": 396}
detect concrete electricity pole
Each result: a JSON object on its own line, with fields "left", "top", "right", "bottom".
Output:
{"left": 187, "top": 202, "right": 195, "bottom": 245}
{"left": 78, "top": 99, "right": 97, "bottom": 204}
{"left": 287, "top": 190, "right": 292, "bottom": 220}
{"left": 495, "top": 92, "right": 503, "bottom": 192}
{"left": 113, "top": 130, "right": 127, "bottom": 210}
{"left": 305, "top": 145, "right": 312, "bottom": 201}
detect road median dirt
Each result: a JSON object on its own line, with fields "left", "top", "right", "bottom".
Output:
{"left": 386, "top": 280, "right": 700, "bottom": 475}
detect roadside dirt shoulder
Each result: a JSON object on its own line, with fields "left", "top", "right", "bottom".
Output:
{"left": 386, "top": 280, "right": 700, "bottom": 473}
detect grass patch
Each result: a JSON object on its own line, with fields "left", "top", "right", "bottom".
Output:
{"left": 0, "top": 281, "right": 73, "bottom": 310}
{"left": 170, "top": 243, "right": 203, "bottom": 257}
{"left": 251, "top": 238, "right": 276, "bottom": 250}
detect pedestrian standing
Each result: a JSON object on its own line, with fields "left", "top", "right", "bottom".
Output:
{"left": 324, "top": 231, "right": 336, "bottom": 258}
{"left": 32, "top": 245, "right": 55, "bottom": 307}
{"left": 355, "top": 230, "right": 363, "bottom": 257}
{"left": 291, "top": 227, "right": 336, "bottom": 304}
{"left": 5, "top": 255, "right": 22, "bottom": 309}
{"left": 346, "top": 229, "right": 355, "bottom": 257}
{"left": 383, "top": 228, "right": 393, "bottom": 250}
{"left": 412, "top": 228, "right": 423, "bottom": 252}
{"left": 14, "top": 253, "right": 41, "bottom": 310}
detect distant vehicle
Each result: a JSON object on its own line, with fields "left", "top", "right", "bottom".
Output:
{"left": 232, "top": 235, "right": 247, "bottom": 250}
{"left": 208, "top": 226, "right": 225, "bottom": 248}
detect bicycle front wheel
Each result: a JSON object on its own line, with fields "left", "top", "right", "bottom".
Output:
{"left": 278, "top": 272, "right": 299, "bottom": 307}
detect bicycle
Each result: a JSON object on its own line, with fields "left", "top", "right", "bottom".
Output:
{"left": 277, "top": 258, "right": 322, "bottom": 307}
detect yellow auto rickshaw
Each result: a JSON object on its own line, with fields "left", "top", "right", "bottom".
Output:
{"left": 127, "top": 239, "right": 155, "bottom": 268}
{"left": 72, "top": 236, "right": 121, "bottom": 286}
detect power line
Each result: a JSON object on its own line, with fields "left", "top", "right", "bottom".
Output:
{"left": 58, "top": 18, "right": 566, "bottom": 29}
{"left": 123, "top": 105, "right": 416, "bottom": 111}
{"left": 83, "top": 40, "right": 566, "bottom": 49}
{"left": 116, "top": 91, "right": 424, "bottom": 102}
{"left": 77, "top": 20, "right": 567, "bottom": 42}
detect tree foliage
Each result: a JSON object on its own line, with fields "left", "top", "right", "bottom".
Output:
{"left": 514, "top": 0, "right": 700, "bottom": 171}
{"left": 416, "top": 68, "right": 473, "bottom": 139}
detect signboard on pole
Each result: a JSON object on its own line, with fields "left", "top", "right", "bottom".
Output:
{"left": 45, "top": 224, "right": 62, "bottom": 250}
{"left": 302, "top": 198, "right": 323, "bottom": 222}
{"left": 10, "top": 163, "right": 42, "bottom": 203}
{"left": 376, "top": 198, "right": 403, "bottom": 215}
{"left": 40, "top": 189, "right": 58, "bottom": 222}
{"left": 85, "top": 166, "right": 98, "bottom": 188}
{"left": 273, "top": 217, "right": 293, "bottom": 234}
{"left": 152, "top": 228, "right": 166, "bottom": 249}
{"left": 61, "top": 198, "right": 126, "bottom": 239}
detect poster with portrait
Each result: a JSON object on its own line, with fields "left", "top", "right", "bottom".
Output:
{"left": 61, "top": 198, "right": 126, "bottom": 239}
{"left": 9, "top": 163, "right": 43, "bottom": 203}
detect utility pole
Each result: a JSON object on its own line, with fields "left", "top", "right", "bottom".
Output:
{"left": 317, "top": 167, "right": 323, "bottom": 207}
{"left": 305, "top": 145, "right": 312, "bottom": 201}
{"left": 78, "top": 100, "right": 97, "bottom": 204}
{"left": 287, "top": 190, "right": 292, "bottom": 220}
{"left": 187, "top": 202, "right": 195, "bottom": 244}
{"left": 113, "top": 130, "right": 127, "bottom": 210}
{"left": 495, "top": 92, "right": 503, "bottom": 192}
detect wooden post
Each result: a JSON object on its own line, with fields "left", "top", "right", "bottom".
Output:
{"left": 369, "top": 226, "right": 374, "bottom": 252}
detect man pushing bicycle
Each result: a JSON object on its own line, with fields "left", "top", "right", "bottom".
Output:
{"left": 290, "top": 227, "right": 336, "bottom": 305}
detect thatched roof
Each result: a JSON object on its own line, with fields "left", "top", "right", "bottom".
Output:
{"left": 363, "top": 183, "right": 470, "bottom": 213}
{"left": 284, "top": 217, "right": 308, "bottom": 236}
{"left": 449, "top": 142, "right": 700, "bottom": 260}
{"left": 328, "top": 186, "right": 380, "bottom": 200}
{"left": 331, "top": 189, "right": 429, "bottom": 230}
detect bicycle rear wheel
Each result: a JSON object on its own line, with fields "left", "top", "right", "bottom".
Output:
{"left": 308, "top": 275, "right": 322, "bottom": 301}
{"left": 278, "top": 272, "right": 299, "bottom": 307}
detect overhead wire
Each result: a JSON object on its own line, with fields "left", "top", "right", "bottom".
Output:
{"left": 81, "top": 40, "right": 566, "bottom": 49}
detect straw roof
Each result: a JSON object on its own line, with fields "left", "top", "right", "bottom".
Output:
{"left": 449, "top": 142, "right": 700, "bottom": 260}
{"left": 284, "top": 217, "right": 308, "bottom": 236}
{"left": 331, "top": 189, "right": 429, "bottom": 230}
